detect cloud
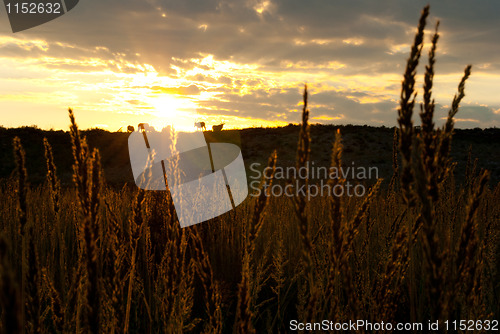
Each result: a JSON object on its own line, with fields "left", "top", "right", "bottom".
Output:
{"left": 151, "top": 84, "right": 202, "bottom": 95}
{"left": 0, "top": 0, "right": 499, "bottom": 129}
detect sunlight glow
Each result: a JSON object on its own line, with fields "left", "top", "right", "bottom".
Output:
{"left": 254, "top": 0, "right": 272, "bottom": 15}
{"left": 145, "top": 94, "right": 198, "bottom": 131}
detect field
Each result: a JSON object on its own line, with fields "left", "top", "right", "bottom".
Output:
{"left": 0, "top": 6, "right": 499, "bottom": 333}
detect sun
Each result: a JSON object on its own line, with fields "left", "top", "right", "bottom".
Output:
{"left": 146, "top": 94, "right": 199, "bottom": 132}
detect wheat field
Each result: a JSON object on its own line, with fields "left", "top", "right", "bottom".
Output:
{"left": 0, "top": 6, "right": 499, "bottom": 333}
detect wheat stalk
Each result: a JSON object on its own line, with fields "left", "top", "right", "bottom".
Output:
{"left": 191, "top": 230, "right": 223, "bottom": 334}
{"left": 419, "top": 21, "right": 440, "bottom": 201}
{"left": 43, "top": 138, "right": 60, "bottom": 216}
{"left": 12, "top": 137, "right": 28, "bottom": 334}
{"left": 235, "top": 150, "right": 277, "bottom": 334}
{"left": 13, "top": 137, "right": 28, "bottom": 237}
{"left": 397, "top": 5, "right": 429, "bottom": 206}
{"left": 124, "top": 189, "right": 145, "bottom": 334}
{"left": 436, "top": 65, "right": 472, "bottom": 185}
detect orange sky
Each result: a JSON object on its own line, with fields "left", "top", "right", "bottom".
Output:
{"left": 1, "top": 1, "right": 499, "bottom": 131}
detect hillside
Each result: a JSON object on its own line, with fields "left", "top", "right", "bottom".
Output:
{"left": 0, "top": 125, "right": 499, "bottom": 186}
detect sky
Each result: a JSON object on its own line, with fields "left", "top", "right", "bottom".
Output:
{"left": 0, "top": 0, "right": 499, "bottom": 131}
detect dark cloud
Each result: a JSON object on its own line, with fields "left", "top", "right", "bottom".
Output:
{"left": 192, "top": 87, "right": 399, "bottom": 126}
{"left": 5, "top": 0, "right": 496, "bottom": 70}
{"left": 453, "top": 105, "right": 500, "bottom": 126}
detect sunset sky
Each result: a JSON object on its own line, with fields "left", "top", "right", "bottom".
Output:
{"left": 1, "top": 0, "right": 499, "bottom": 131}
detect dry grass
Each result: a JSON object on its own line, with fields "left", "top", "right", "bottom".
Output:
{"left": 0, "top": 6, "right": 499, "bottom": 333}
